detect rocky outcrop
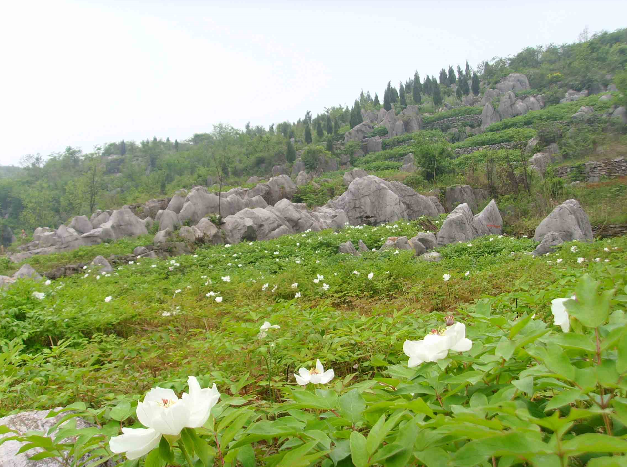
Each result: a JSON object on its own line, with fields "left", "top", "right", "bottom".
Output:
{"left": 159, "top": 209, "right": 181, "bottom": 231}
{"left": 572, "top": 106, "right": 594, "bottom": 121}
{"left": 445, "top": 185, "right": 479, "bottom": 213}
{"left": 101, "top": 207, "right": 148, "bottom": 240}
{"left": 343, "top": 168, "right": 368, "bottom": 186}
{"left": 612, "top": 106, "right": 627, "bottom": 124}
{"left": 68, "top": 216, "right": 93, "bottom": 234}
{"left": 530, "top": 151, "right": 563, "bottom": 177}
{"left": 329, "top": 175, "right": 439, "bottom": 226}
{"left": 411, "top": 232, "right": 437, "bottom": 251}
{"left": 166, "top": 190, "right": 187, "bottom": 214}
{"left": 295, "top": 171, "right": 312, "bottom": 186}
{"left": 143, "top": 198, "right": 169, "bottom": 219}
{"left": 365, "top": 137, "right": 382, "bottom": 154}
{"left": 533, "top": 199, "right": 593, "bottom": 248}
{"left": 560, "top": 89, "right": 588, "bottom": 104}
{"left": 344, "top": 121, "right": 374, "bottom": 143}
{"left": 222, "top": 208, "right": 293, "bottom": 244}
{"left": 90, "top": 211, "right": 110, "bottom": 228}
{"left": 495, "top": 73, "right": 530, "bottom": 93}
{"left": 436, "top": 200, "right": 503, "bottom": 245}
{"left": 339, "top": 241, "right": 359, "bottom": 255}
{"left": 401, "top": 154, "right": 416, "bottom": 172}
{"left": 479, "top": 74, "right": 543, "bottom": 129}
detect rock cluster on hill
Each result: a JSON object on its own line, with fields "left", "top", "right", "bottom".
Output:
{"left": 533, "top": 199, "right": 593, "bottom": 255}
{"left": 480, "top": 73, "right": 544, "bottom": 129}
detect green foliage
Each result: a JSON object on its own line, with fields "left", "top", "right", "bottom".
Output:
{"left": 614, "top": 70, "right": 627, "bottom": 107}
{"left": 286, "top": 140, "right": 296, "bottom": 164}
{"left": 350, "top": 100, "right": 363, "bottom": 129}
{"left": 432, "top": 83, "right": 443, "bottom": 107}
{"left": 471, "top": 72, "right": 480, "bottom": 95}
{"left": 415, "top": 142, "right": 453, "bottom": 181}
{"left": 422, "top": 106, "right": 482, "bottom": 125}
{"left": 452, "top": 128, "right": 537, "bottom": 149}
{"left": 368, "top": 126, "right": 389, "bottom": 138}
{"left": 301, "top": 145, "right": 330, "bottom": 172}
{"left": 304, "top": 125, "right": 312, "bottom": 144}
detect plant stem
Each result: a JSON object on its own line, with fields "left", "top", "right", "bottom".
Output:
{"left": 179, "top": 442, "right": 195, "bottom": 467}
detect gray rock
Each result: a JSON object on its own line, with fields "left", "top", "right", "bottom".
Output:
{"left": 68, "top": 216, "right": 93, "bottom": 234}
{"left": 133, "top": 246, "right": 149, "bottom": 256}
{"left": 144, "top": 198, "right": 168, "bottom": 219}
{"left": 194, "top": 218, "right": 221, "bottom": 244}
{"left": 338, "top": 241, "right": 359, "bottom": 255}
{"left": 365, "top": 137, "right": 382, "bottom": 154}
{"left": 178, "top": 187, "right": 220, "bottom": 224}
{"left": 560, "top": 89, "right": 588, "bottom": 104}
{"left": 272, "top": 165, "right": 288, "bottom": 177}
{"left": 525, "top": 137, "right": 540, "bottom": 154}
{"left": 611, "top": 106, "right": 627, "bottom": 124}
{"left": 158, "top": 209, "right": 180, "bottom": 232}
{"left": 0, "top": 275, "right": 15, "bottom": 289}
{"left": 533, "top": 199, "right": 593, "bottom": 243}
{"left": 144, "top": 217, "right": 154, "bottom": 230}
{"left": 291, "top": 159, "right": 306, "bottom": 177}
{"left": 343, "top": 168, "right": 368, "bottom": 186}
{"left": 167, "top": 191, "right": 187, "bottom": 214}
{"left": 249, "top": 175, "right": 297, "bottom": 206}
{"left": 246, "top": 176, "right": 260, "bottom": 184}
{"left": 154, "top": 228, "right": 174, "bottom": 245}
{"left": 81, "top": 227, "right": 114, "bottom": 244}
{"left": 380, "top": 236, "right": 412, "bottom": 251}
{"left": 599, "top": 94, "right": 613, "bottom": 102}
{"left": 221, "top": 208, "right": 293, "bottom": 244}
{"left": 473, "top": 200, "right": 503, "bottom": 236}
{"left": 358, "top": 240, "right": 370, "bottom": 252}
{"left": 32, "top": 227, "right": 53, "bottom": 242}
{"left": 481, "top": 103, "right": 500, "bottom": 129}
{"left": 413, "top": 232, "right": 437, "bottom": 251}
{"left": 408, "top": 236, "right": 427, "bottom": 256}
{"left": 428, "top": 196, "right": 445, "bottom": 214}
{"left": 344, "top": 121, "right": 374, "bottom": 142}
{"left": 445, "top": 185, "right": 478, "bottom": 213}
{"left": 481, "top": 88, "right": 501, "bottom": 106}
{"left": 530, "top": 152, "right": 553, "bottom": 176}
{"left": 436, "top": 200, "right": 502, "bottom": 245}
{"left": 101, "top": 207, "right": 148, "bottom": 240}
{"left": 532, "top": 231, "right": 566, "bottom": 256}
{"left": 178, "top": 226, "right": 198, "bottom": 243}
{"left": 495, "top": 73, "right": 530, "bottom": 93}
{"left": 13, "top": 264, "right": 42, "bottom": 281}
{"left": 91, "top": 255, "right": 113, "bottom": 273}
{"left": 572, "top": 106, "right": 594, "bottom": 120}
{"left": 401, "top": 154, "right": 416, "bottom": 172}
{"left": 90, "top": 211, "right": 110, "bottom": 229}
{"left": 295, "top": 171, "right": 311, "bottom": 187}
{"left": 420, "top": 251, "right": 442, "bottom": 262}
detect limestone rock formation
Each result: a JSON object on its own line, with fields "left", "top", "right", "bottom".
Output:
{"left": 436, "top": 200, "right": 503, "bottom": 245}
{"left": 533, "top": 199, "right": 593, "bottom": 244}
{"left": 344, "top": 121, "right": 374, "bottom": 142}
{"left": 343, "top": 168, "right": 368, "bottom": 186}
{"left": 91, "top": 255, "right": 113, "bottom": 273}
{"left": 68, "top": 216, "right": 93, "bottom": 234}
{"left": 338, "top": 241, "right": 359, "bottom": 255}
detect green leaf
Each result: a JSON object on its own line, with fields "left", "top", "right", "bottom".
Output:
{"left": 276, "top": 441, "right": 318, "bottom": 467}
{"left": 365, "top": 414, "right": 386, "bottom": 456}
{"left": 587, "top": 455, "right": 627, "bottom": 466}
{"left": 220, "top": 411, "right": 250, "bottom": 448}
{"left": 544, "top": 389, "right": 585, "bottom": 411}
{"left": 542, "top": 344, "right": 576, "bottom": 380}
{"left": 339, "top": 390, "right": 366, "bottom": 425}
{"left": 370, "top": 443, "right": 406, "bottom": 465}
{"left": 617, "top": 330, "right": 627, "bottom": 374}
{"left": 562, "top": 433, "right": 627, "bottom": 455}
{"left": 144, "top": 449, "right": 165, "bottom": 467}
{"left": 188, "top": 428, "right": 215, "bottom": 466}
{"left": 158, "top": 436, "right": 173, "bottom": 463}
{"left": 509, "top": 314, "right": 532, "bottom": 339}
{"left": 179, "top": 428, "right": 196, "bottom": 459}
{"left": 450, "top": 432, "right": 548, "bottom": 466}
{"left": 566, "top": 275, "right": 614, "bottom": 328}
{"left": 350, "top": 431, "right": 368, "bottom": 467}
{"left": 109, "top": 401, "right": 133, "bottom": 422}
{"left": 550, "top": 333, "right": 596, "bottom": 352}
{"left": 236, "top": 444, "right": 256, "bottom": 467}
{"left": 512, "top": 376, "right": 533, "bottom": 396}
{"left": 0, "top": 426, "right": 14, "bottom": 435}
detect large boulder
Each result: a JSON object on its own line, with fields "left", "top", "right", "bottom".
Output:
{"left": 291, "top": 159, "right": 306, "bottom": 177}
{"left": 343, "top": 168, "right": 368, "bottom": 186}
{"left": 221, "top": 208, "right": 293, "bottom": 244}
{"left": 495, "top": 73, "right": 530, "bottom": 93}
{"left": 329, "top": 175, "right": 439, "bottom": 226}
{"left": 196, "top": 218, "right": 223, "bottom": 245}
{"left": 91, "top": 255, "right": 113, "bottom": 273}
{"left": 380, "top": 236, "right": 412, "bottom": 252}
{"left": 429, "top": 196, "right": 445, "bottom": 214}
{"left": 68, "top": 216, "right": 93, "bottom": 234}
{"left": 436, "top": 200, "right": 503, "bottom": 245}
{"left": 13, "top": 264, "right": 42, "bottom": 281}
{"left": 560, "top": 89, "right": 588, "bottom": 104}
{"left": 412, "top": 232, "right": 437, "bottom": 251}
{"left": 166, "top": 190, "right": 187, "bottom": 214}
{"left": 101, "top": 207, "right": 148, "bottom": 240}
{"left": 90, "top": 211, "right": 110, "bottom": 229}
{"left": 295, "top": 171, "right": 311, "bottom": 187}
{"left": 249, "top": 175, "right": 297, "bottom": 206}
{"left": 144, "top": 198, "right": 168, "bottom": 219}
{"left": 365, "top": 137, "right": 382, "bottom": 154}
{"left": 159, "top": 209, "right": 180, "bottom": 231}
{"left": 53, "top": 225, "right": 87, "bottom": 250}
{"left": 401, "top": 154, "right": 416, "bottom": 172}
{"left": 344, "top": 121, "right": 374, "bottom": 143}
{"left": 272, "top": 165, "right": 288, "bottom": 177}
{"left": 533, "top": 231, "right": 567, "bottom": 256}
{"left": 154, "top": 228, "right": 174, "bottom": 245}
{"left": 338, "top": 241, "right": 358, "bottom": 255}
{"left": 445, "top": 185, "right": 478, "bottom": 213}
{"left": 533, "top": 199, "right": 593, "bottom": 243}
{"left": 81, "top": 227, "right": 114, "bottom": 244}
{"left": 481, "top": 103, "right": 501, "bottom": 129}
{"left": 408, "top": 236, "right": 427, "bottom": 256}
{"left": 178, "top": 187, "right": 220, "bottom": 224}
{"left": 611, "top": 106, "right": 627, "bottom": 124}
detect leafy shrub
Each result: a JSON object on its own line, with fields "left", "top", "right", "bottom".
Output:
{"left": 368, "top": 126, "right": 388, "bottom": 137}
{"left": 452, "top": 128, "right": 537, "bottom": 149}
{"left": 360, "top": 161, "right": 403, "bottom": 171}
{"left": 422, "top": 106, "right": 482, "bottom": 125}
{"left": 301, "top": 145, "right": 330, "bottom": 171}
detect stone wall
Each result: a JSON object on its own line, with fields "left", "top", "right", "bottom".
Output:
{"left": 453, "top": 141, "right": 526, "bottom": 157}
{"left": 554, "top": 157, "right": 627, "bottom": 183}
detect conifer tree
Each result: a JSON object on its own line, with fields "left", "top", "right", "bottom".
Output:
{"left": 456, "top": 85, "right": 463, "bottom": 100}
{"left": 439, "top": 69, "right": 448, "bottom": 85}
{"left": 448, "top": 66, "right": 456, "bottom": 85}
{"left": 433, "top": 83, "right": 443, "bottom": 106}
{"left": 390, "top": 86, "right": 399, "bottom": 103}
{"left": 286, "top": 140, "right": 296, "bottom": 163}
{"left": 316, "top": 119, "right": 324, "bottom": 138}
{"left": 413, "top": 84, "right": 421, "bottom": 104}
{"left": 349, "top": 100, "right": 363, "bottom": 129}
{"left": 120, "top": 140, "right": 126, "bottom": 156}
{"left": 399, "top": 83, "right": 407, "bottom": 107}
{"left": 383, "top": 88, "right": 392, "bottom": 111}
{"left": 174, "top": 140, "right": 179, "bottom": 152}
{"left": 414, "top": 71, "right": 422, "bottom": 94}
{"left": 424, "top": 76, "right": 432, "bottom": 95}
{"left": 305, "top": 124, "right": 312, "bottom": 144}
{"left": 333, "top": 117, "right": 340, "bottom": 134}
{"left": 471, "top": 72, "right": 480, "bottom": 96}
{"left": 326, "top": 114, "right": 333, "bottom": 134}
{"left": 326, "top": 137, "right": 333, "bottom": 153}
{"left": 373, "top": 93, "right": 380, "bottom": 107}
{"left": 461, "top": 76, "right": 470, "bottom": 96}
{"left": 465, "top": 60, "right": 471, "bottom": 79}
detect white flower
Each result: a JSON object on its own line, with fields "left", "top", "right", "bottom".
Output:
{"left": 291, "top": 283, "right": 298, "bottom": 289}
{"left": 206, "top": 291, "right": 216, "bottom": 297}
{"left": 271, "top": 285, "right": 277, "bottom": 293}
{"left": 556, "top": 258, "right": 563, "bottom": 263}
{"left": 295, "top": 292, "right": 301, "bottom": 298}
{"left": 313, "top": 279, "right": 320, "bottom": 284}
{"left": 174, "top": 289, "right": 181, "bottom": 294}
{"left": 274, "top": 251, "right": 279, "bottom": 255}
{"left": 368, "top": 272, "right": 374, "bottom": 280}
{"left": 105, "top": 296, "right": 112, "bottom": 302}
{"left": 83, "top": 266, "right": 87, "bottom": 270}
{"left": 577, "top": 257, "right": 585, "bottom": 264}
{"left": 32, "top": 292, "right": 45, "bottom": 300}
{"left": 129, "top": 261, "right": 134, "bottom": 265}
{"left": 295, "top": 360, "right": 334, "bottom": 385}
{"left": 352, "top": 270, "right": 360, "bottom": 275}
{"left": 221, "top": 276, "right": 230, "bottom": 282}
{"left": 466, "top": 243, "right": 472, "bottom": 247}
{"left": 215, "top": 297, "right": 222, "bottom": 303}
{"left": 403, "top": 323, "right": 472, "bottom": 367}
{"left": 258, "top": 321, "right": 280, "bottom": 338}
{"left": 604, "top": 247, "right": 609, "bottom": 252}
{"left": 44, "top": 279, "right": 51, "bottom": 286}
{"left": 109, "top": 377, "right": 219, "bottom": 460}
{"left": 571, "top": 245, "right": 578, "bottom": 253}
{"left": 322, "top": 283, "right": 329, "bottom": 291}
{"left": 443, "top": 274, "right": 451, "bottom": 281}
{"left": 317, "top": 274, "right": 323, "bottom": 280}
{"left": 262, "top": 283, "right": 269, "bottom": 291}
{"left": 465, "top": 271, "right": 470, "bottom": 277}
{"left": 551, "top": 297, "right": 574, "bottom": 332}
{"left": 594, "top": 257, "right": 601, "bottom": 262}
{"left": 225, "top": 244, "right": 231, "bottom": 248}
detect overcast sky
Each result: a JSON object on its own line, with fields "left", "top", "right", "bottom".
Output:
{"left": 1, "top": 0, "right": 625, "bottom": 165}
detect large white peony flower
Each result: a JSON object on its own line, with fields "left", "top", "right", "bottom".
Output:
{"left": 403, "top": 322, "right": 472, "bottom": 367}
{"left": 295, "top": 359, "right": 334, "bottom": 385}
{"left": 109, "top": 376, "right": 219, "bottom": 460}
{"left": 551, "top": 297, "right": 574, "bottom": 332}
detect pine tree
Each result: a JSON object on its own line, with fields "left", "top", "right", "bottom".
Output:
{"left": 316, "top": 119, "right": 324, "bottom": 138}
{"left": 424, "top": 76, "right": 432, "bottom": 95}
{"left": 414, "top": 71, "right": 422, "bottom": 94}
{"left": 465, "top": 60, "right": 471, "bottom": 79}
{"left": 286, "top": 140, "right": 296, "bottom": 163}
{"left": 305, "top": 124, "right": 312, "bottom": 144}
{"left": 390, "top": 86, "right": 399, "bottom": 103}
{"left": 350, "top": 100, "right": 363, "bottom": 129}
{"left": 373, "top": 93, "right": 380, "bottom": 107}
{"left": 326, "top": 115, "right": 333, "bottom": 134}
{"left": 326, "top": 137, "right": 333, "bottom": 153}
{"left": 120, "top": 140, "right": 126, "bottom": 156}
{"left": 174, "top": 140, "right": 179, "bottom": 152}
{"left": 461, "top": 76, "right": 470, "bottom": 96}
{"left": 448, "top": 66, "right": 456, "bottom": 85}
{"left": 399, "top": 83, "right": 407, "bottom": 107}
{"left": 439, "top": 68, "right": 448, "bottom": 85}
{"left": 413, "top": 83, "right": 421, "bottom": 104}
{"left": 333, "top": 117, "right": 340, "bottom": 134}
{"left": 383, "top": 88, "right": 392, "bottom": 111}
{"left": 433, "top": 83, "right": 443, "bottom": 107}
{"left": 471, "top": 72, "right": 480, "bottom": 96}
{"left": 456, "top": 86, "right": 463, "bottom": 100}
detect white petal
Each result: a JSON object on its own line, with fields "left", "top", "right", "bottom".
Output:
{"left": 136, "top": 401, "right": 157, "bottom": 429}
{"left": 182, "top": 380, "right": 220, "bottom": 428}
{"left": 295, "top": 373, "right": 309, "bottom": 385}
{"left": 149, "top": 401, "right": 190, "bottom": 435}
{"left": 450, "top": 338, "right": 472, "bottom": 352}
{"left": 320, "top": 369, "right": 335, "bottom": 384}
{"left": 298, "top": 367, "right": 311, "bottom": 379}
{"left": 315, "top": 360, "right": 324, "bottom": 374}
{"left": 109, "top": 428, "right": 161, "bottom": 460}
{"left": 407, "top": 356, "right": 424, "bottom": 368}
{"left": 143, "top": 387, "right": 178, "bottom": 404}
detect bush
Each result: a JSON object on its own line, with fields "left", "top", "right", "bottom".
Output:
{"left": 452, "top": 128, "right": 537, "bottom": 149}
{"left": 301, "top": 145, "right": 330, "bottom": 171}
{"left": 415, "top": 143, "right": 453, "bottom": 181}
{"left": 368, "top": 126, "right": 388, "bottom": 138}
{"left": 422, "top": 106, "right": 482, "bottom": 125}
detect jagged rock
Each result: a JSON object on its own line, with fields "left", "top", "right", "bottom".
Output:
{"left": 560, "top": 89, "right": 588, "bottom": 103}
{"left": 32, "top": 227, "right": 53, "bottom": 242}
{"left": 101, "top": 207, "right": 148, "bottom": 240}
{"left": 481, "top": 103, "right": 500, "bottom": 129}
{"left": 361, "top": 109, "right": 378, "bottom": 124}
{"left": 221, "top": 208, "right": 293, "bottom": 244}
{"left": 365, "top": 137, "right": 382, "bottom": 154}
{"left": 291, "top": 159, "right": 306, "bottom": 177}
{"left": 420, "top": 251, "right": 442, "bottom": 262}
{"left": 436, "top": 200, "right": 503, "bottom": 245}
{"left": 81, "top": 227, "right": 114, "bottom": 244}
{"left": 401, "top": 154, "right": 416, "bottom": 172}
{"left": 380, "top": 236, "right": 412, "bottom": 251}
{"left": 13, "top": 264, "right": 42, "bottom": 281}
{"left": 158, "top": 209, "right": 180, "bottom": 232}
{"left": 154, "top": 228, "right": 174, "bottom": 245}
{"left": 0, "top": 409, "right": 108, "bottom": 467}
{"left": 91, "top": 255, "right": 113, "bottom": 273}
{"left": 144, "top": 217, "right": 154, "bottom": 230}
{"left": 343, "top": 168, "right": 368, "bottom": 186}
{"left": 377, "top": 108, "right": 387, "bottom": 124}
{"left": 358, "top": 240, "right": 369, "bottom": 252}
{"left": 331, "top": 176, "right": 439, "bottom": 226}
{"left": 344, "top": 121, "right": 374, "bottom": 142}
{"left": 249, "top": 175, "right": 297, "bottom": 206}
{"left": 245, "top": 195, "right": 269, "bottom": 209}
{"left": 533, "top": 199, "right": 593, "bottom": 243}
{"left": 178, "top": 226, "right": 199, "bottom": 243}
{"left": 428, "top": 196, "right": 445, "bottom": 215}
{"left": 247, "top": 176, "right": 260, "bottom": 184}
{"left": 495, "top": 73, "right": 530, "bottom": 93}
{"left": 90, "top": 211, "right": 111, "bottom": 229}
{"left": 68, "top": 216, "right": 93, "bottom": 234}
{"left": 272, "top": 199, "right": 346, "bottom": 232}
{"left": 196, "top": 218, "right": 223, "bottom": 245}
{"left": 525, "top": 137, "right": 540, "bottom": 154}
{"left": 408, "top": 236, "right": 427, "bottom": 256}
{"left": 445, "top": 185, "right": 478, "bottom": 213}
{"left": 272, "top": 165, "right": 288, "bottom": 177}
{"left": 599, "top": 94, "right": 613, "bottom": 102}
{"left": 167, "top": 191, "right": 187, "bottom": 214}
{"left": 481, "top": 88, "right": 501, "bottom": 106}
{"left": 530, "top": 151, "right": 563, "bottom": 176}
{"left": 144, "top": 199, "right": 169, "bottom": 219}
{"left": 413, "top": 232, "right": 437, "bottom": 251}
{"left": 178, "top": 187, "right": 220, "bottom": 224}
{"left": 133, "top": 246, "right": 149, "bottom": 256}
{"left": 572, "top": 106, "right": 594, "bottom": 120}
{"left": 295, "top": 171, "right": 311, "bottom": 187}
{"left": 0, "top": 275, "right": 15, "bottom": 289}
{"left": 612, "top": 106, "right": 627, "bottom": 124}
{"left": 533, "top": 231, "right": 567, "bottom": 256}
{"left": 338, "top": 241, "right": 358, "bottom": 255}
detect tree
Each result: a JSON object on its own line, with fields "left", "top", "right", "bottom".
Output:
{"left": 414, "top": 71, "right": 422, "bottom": 94}
{"left": 120, "top": 140, "right": 126, "bottom": 156}
{"left": 304, "top": 124, "right": 312, "bottom": 144}
{"left": 461, "top": 76, "right": 470, "bottom": 96}
{"left": 399, "top": 83, "right": 407, "bottom": 107}
{"left": 439, "top": 68, "right": 448, "bottom": 85}
{"left": 465, "top": 60, "right": 471, "bottom": 79}
{"left": 373, "top": 93, "right": 380, "bottom": 107}
{"left": 286, "top": 140, "right": 296, "bottom": 163}
{"left": 174, "top": 140, "right": 179, "bottom": 152}
{"left": 383, "top": 88, "right": 392, "bottom": 111}
{"left": 333, "top": 117, "right": 340, "bottom": 134}
{"left": 423, "top": 76, "right": 431, "bottom": 95}
{"left": 301, "top": 145, "right": 329, "bottom": 172}
{"left": 416, "top": 143, "right": 453, "bottom": 182}
{"left": 413, "top": 83, "right": 421, "bottom": 104}
{"left": 326, "top": 137, "right": 333, "bottom": 153}
{"left": 456, "top": 85, "right": 463, "bottom": 100}
{"left": 390, "top": 86, "right": 399, "bottom": 103}
{"left": 433, "top": 83, "right": 443, "bottom": 106}
{"left": 316, "top": 119, "right": 324, "bottom": 138}
{"left": 349, "top": 100, "right": 363, "bottom": 129}
{"left": 80, "top": 152, "right": 103, "bottom": 215}
{"left": 326, "top": 114, "right": 333, "bottom": 134}
{"left": 448, "top": 66, "right": 456, "bottom": 85}
{"left": 471, "top": 72, "right": 480, "bottom": 95}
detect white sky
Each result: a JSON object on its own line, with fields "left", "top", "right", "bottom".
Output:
{"left": 1, "top": 0, "right": 625, "bottom": 165}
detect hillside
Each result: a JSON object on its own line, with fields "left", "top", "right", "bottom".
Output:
{"left": 1, "top": 28, "right": 627, "bottom": 467}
